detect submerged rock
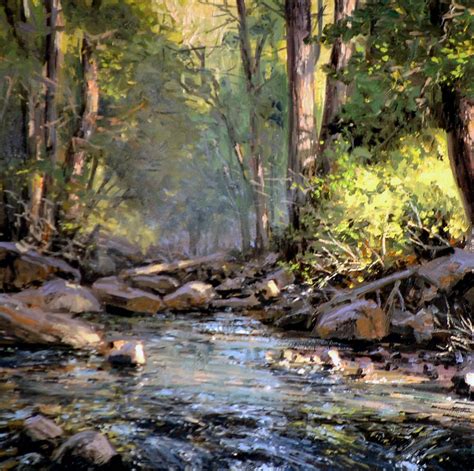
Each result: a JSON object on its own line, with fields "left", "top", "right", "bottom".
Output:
{"left": 130, "top": 274, "right": 180, "bottom": 295}
{"left": 314, "top": 299, "right": 389, "bottom": 340}
{"left": 92, "top": 276, "right": 163, "bottom": 315}
{"left": 107, "top": 340, "right": 146, "bottom": 366}
{"left": 0, "top": 295, "right": 103, "bottom": 349}
{"left": 164, "top": 281, "right": 215, "bottom": 310}
{"left": 13, "top": 279, "right": 101, "bottom": 314}
{"left": 52, "top": 431, "right": 120, "bottom": 469}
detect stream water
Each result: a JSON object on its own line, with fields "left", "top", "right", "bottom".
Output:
{"left": 0, "top": 312, "right": 473, "bottom": 470}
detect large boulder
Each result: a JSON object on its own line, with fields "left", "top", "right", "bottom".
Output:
{"left": 92, "top": 277, "right": 163, "bottom": 315}
{"left": 0, "top": 295, "right": 103, "bottom": 349}
{"left": 129, "top": 274, "right": 179, "bottom": 295}
{"left": 0, "top": 242, "right": 80, "bottom": 290}
{"left": 13, "top": 279, "right": 101, "bottom": 314}
{"left": 163, "top": 281, "right": 215, "bottom": 311}
{"left": 52, "top": 431, "right": 120, "bottom": 469}
{"left": 314, "top": 299, "right": 389, "bottom": 340}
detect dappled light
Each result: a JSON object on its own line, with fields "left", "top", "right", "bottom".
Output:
{"left": 0, "top": 0, "right": 472, "bottom": 469}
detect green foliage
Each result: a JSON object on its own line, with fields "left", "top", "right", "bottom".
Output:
{"left": 324, "top": 0, "right": 474, "bottom": 147}
{"left": 295, "top": 129, "right": 467, "bottom": 286}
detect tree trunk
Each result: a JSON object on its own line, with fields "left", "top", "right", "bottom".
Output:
{"left": 38, "top": 0, "right": 64, "bottom": 246}
{"left": 236, "top": 0, "right": 269, "bottom": 252}
{"left": 319, "top": 0, "right": 358, "bottom": 174}
{"left": 442, "top": 88, "right": 474, "bottom": 250}
{"left": 285, "top": 0, "right": 317, "bottom": 229}
{"left": 63, "top": 35, "right": 99, "bottom": 223}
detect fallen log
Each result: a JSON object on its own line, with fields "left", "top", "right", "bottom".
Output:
{"left": 316, "top": 267, "right": 418, "bottom": 314}
{"left": 120, "top": 252, "right": 231, "bottom": 278}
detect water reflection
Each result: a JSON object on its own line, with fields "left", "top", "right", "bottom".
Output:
{"left": 0, "top": 313, "right": 472, "bottom": 469}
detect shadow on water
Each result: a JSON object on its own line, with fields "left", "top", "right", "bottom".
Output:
{"left": 0, "top": 312, "right": 473, "bottom": 470}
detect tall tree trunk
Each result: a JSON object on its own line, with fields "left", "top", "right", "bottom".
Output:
{"left": 285, "top": 0, "right": 316, "bottom": 230}
{"left": 319, "top": 0, "right": 358, "bottom": 174}
{"left": 63, "top": 35, "right": 99, "bottom": 223}
{"left": 442, "top": 88, "right": 474, "bottom": 250}
{"left": 236, "top": 0, "right": 269, "bottom": 252}
{"left": 38, "top": 0, "right": 64, "bottom": 246}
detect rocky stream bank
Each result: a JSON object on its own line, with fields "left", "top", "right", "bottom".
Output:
{"left": 0, "top": 239, "right": 473, "bottom": 469}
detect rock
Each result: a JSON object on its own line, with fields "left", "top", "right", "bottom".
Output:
{"left": 264, "top": 268, "right": 295, "bottom": 290}
{"left": 418, "top": 248, "right": 474, "bottom": 292}
{"left": 52, "top": 431, "right": 120, "bottom": 469}
{"left": 0, "top": 242, "right": 80, "bottom": 290}
{"left": 391, "top": 308, "right": 434, "bottom": 342}
{"left": 17, "top": 452, "right": 46, "bottom": 470}
{"left": 83, "top": 234, "right": 145, "bottom": 278}
{"left": 452, "top": 362, "right": 474, "bottom": 398}
{"left": 22, "top": 415, "right": 63, "bottom": 447}
{"left": 92, "top": 277, "right": 164, "bottom": 315}
{"left": 314, "top": 299, "right": 389, "bottom": 340}
{"left": 215, "top": 277, "right": 245, "bottom": 294}
{"left": 211, "top": 294, "right": 260, "bottom": 310}
{"left": 13, "top": 279, "right": 101, "bottom": 314}
{"left": 257, "top": 279, "right": 280, "bottom": 300}
{"left": 163, "top": 281, "right": 215, "bottom": 311}
{"left": 0, "top": 295, "right": 103, "bottom": 349}
{"left": 107, "top": 340, "right": 146, "bottom": 366}
{"left": 130, "top": 274, "right": 179, "bottom": 295}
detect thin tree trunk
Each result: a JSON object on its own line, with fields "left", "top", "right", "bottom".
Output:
{"left": 285, "top": 0, "right": 316, "bottom": 229}
{"left": 442, "top": 89, "right": 474, "bottom": 250}
{"left": 39, "top": 0, "right": 64, "bottom": 246}
{"left": 63, "top": 35, "right": 99, "bottom": 222}
{"left": 319, "top": 0, "right": 358, "bottom": 174}
{"left": 236, "top": 0, "right": 269, "bottom": 252}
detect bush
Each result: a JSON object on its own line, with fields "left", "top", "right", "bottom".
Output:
{"left": 294, "top": 129, "right": 468, "bottom": 286}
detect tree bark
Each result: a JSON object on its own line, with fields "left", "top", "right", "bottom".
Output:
{"left": 236, "top": 0, "right": 269, "bottom": 252}
{"left": 442, "top": 88, "right": 474, "bottom": 250}
{"left": 38, "top": 0, "right": 64, "bottom": 246}
{"left": 63, "top": 35, "right": 99, "bottom": 222}
{"left": 319, "top": 0, "right": 357, "bottom": 175}
{"left": 285, "top": 0, "right": 317, "bottom": 229}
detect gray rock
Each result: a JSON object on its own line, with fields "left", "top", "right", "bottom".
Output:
{"left": 13, "top": 279, "right": 101, "bottom": 314}
{"left": 23, "top": 415, "right": 63, "bottom": 443}
{"left": 130, "top": 274, "right": 180, "bottom": 295}
{"left": 92, "top": 276, "right": 164, "bottom": 315}
{"left": 164, "top": 281, "right": 215, "bottom": 311}
{"left": 53, "top": 431, "right": 119, "bottom": 469}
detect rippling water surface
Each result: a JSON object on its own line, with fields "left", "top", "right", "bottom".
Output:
{"left": 1, "top": 312, "right": 473, "bottom": 470}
